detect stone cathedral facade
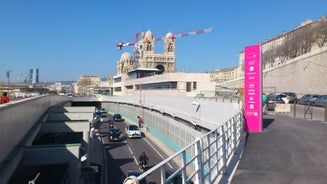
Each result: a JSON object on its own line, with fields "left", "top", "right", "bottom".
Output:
{"left": 117, "top": 30, "right": 176, "bottom": 75}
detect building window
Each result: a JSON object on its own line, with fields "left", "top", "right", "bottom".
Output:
{"left": 147, "top": 44, "right": 152, "bottom": 51}
{"left": 114, "top": 77, "right": 121, "bottom": 83}
{"left": 114, "top": 87, "right": 121, "bottom": 92}
{"left": 193, "top": 82, "right": 197, "bottom": 90}
{"left": 135, "top": 82, "right": 177, "bottom": 90}
{"left": 168, "top": 43, "right": 173, "bottom": 52}
{"left": 186, "top": 82, "right": 191, "bottom": 92}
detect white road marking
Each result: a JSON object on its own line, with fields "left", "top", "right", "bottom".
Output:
{"left": 125, "top": 140, "right": 140, "bottom": 165}
{"left": 144, "top": 137, "right": 173, "bottom": 169}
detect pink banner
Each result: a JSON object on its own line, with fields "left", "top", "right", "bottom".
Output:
{"left": 244, "top": 45, "right": 262, "bottom": 132}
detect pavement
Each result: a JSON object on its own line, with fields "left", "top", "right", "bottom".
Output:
{"left": 231, "top": 113, "right": 327, "bottom": 184}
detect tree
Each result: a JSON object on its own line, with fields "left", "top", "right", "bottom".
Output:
{"left": 314, "top": 16, "right": 327, "bottom": 48}
{"left": 298, "top": 25, "right": 315, "bottom": 55}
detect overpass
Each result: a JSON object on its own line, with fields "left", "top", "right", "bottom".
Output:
{"left": 0, "top": 94, "right": 244, "bottom": 183}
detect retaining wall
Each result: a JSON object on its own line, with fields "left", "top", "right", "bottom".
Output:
{"left": 0, "top": 95, "right": 70, "bottom": 182}
{"left": 219, "top": 46, "right": 327, "bottom": 96}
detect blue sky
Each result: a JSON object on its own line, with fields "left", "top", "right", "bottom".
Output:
{"left": 0, "top": 0, "right": 326, "bottom": 82}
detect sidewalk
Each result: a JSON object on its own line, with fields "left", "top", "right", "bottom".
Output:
{"left": 231, "top": 114, "right": 327, "bottom": 184}
{"left": 271, "top": 103, "right": 326, "bottom": 122}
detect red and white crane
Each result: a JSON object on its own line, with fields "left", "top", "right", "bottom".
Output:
{"left": 116, "top": 28, "right": 214, "bottom": 50}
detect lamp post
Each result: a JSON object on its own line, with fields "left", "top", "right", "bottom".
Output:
{"left": 6, "top": 70, "right": 10, "bottom": 92}
{"left": 192, "top": 101, "right": 201, "bottom": 120}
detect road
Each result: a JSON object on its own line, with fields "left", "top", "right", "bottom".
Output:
{"left": 99, "top": 114, "right": 175, "bottom": 184}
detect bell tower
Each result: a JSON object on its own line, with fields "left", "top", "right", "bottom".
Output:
{"left": 164, "top": 32, "right": 175, "bottom": 54}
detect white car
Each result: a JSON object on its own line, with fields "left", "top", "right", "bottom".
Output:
{"left": 99, "top": 114, "right": 109, "bottom": 123}
{"left": 125, "top": 125, "right": 142, "bottom": 138}
{"left": 277, "top": 94, "right": 289, "bottom": 104}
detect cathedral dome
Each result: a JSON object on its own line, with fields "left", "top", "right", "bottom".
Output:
{"left": 121, "top": 52, "right": 132, "bottom": 60}
{"left": 166, "top": 32, "right": 175, "bottom": 39}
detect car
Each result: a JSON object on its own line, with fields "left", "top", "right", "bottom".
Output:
{"left": 314, "top": 95, "right": 327, "bottom": 107}
{"left": 281, "top": 92, "right": 297, "bottom": 103}
{"left": 125, "top": 124, "right": 142, "bottom": 138}
{"left": 276, "top": 93, "right": 289, "bottom": 104}
{"left": 266, "top": 95, "right": 285, "bottom": 111}
{"left": 99, "top": 114, "right": 109, "bottom": 123}
{"left": 94, "top": 111, "right": 102, "bottom": 120}
{"left": 113, "top": 113, "right": 124, "bottom": 122}
{"left": 97, "top": 108, "right": 107, "bottom": 113}
{"left": 297, "top": 94, "right": 319, "bottom": 105}
{"left": 108, "top": 128, "right": 122, "bottom": 142}
{"left": 124, "top": 170, "right": 148, "bottom": 184}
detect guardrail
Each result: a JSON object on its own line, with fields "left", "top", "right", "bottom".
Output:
{"left": 123, "top": 111, "right": 245, "bottom": 184}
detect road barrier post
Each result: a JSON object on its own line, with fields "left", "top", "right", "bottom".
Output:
{"left": 293, "top": 103, "right": 296, "bottom": 117}
{"left": 325, "top": 103, "right": 327, "bottom": 122}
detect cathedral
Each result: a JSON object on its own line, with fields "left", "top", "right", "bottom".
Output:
{"left": 116, "top": 30, "right": 176, "bottom": 76}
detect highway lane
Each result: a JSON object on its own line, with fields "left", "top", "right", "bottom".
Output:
{"left": 102, "top": 117, "right": 175, "bottom": 184}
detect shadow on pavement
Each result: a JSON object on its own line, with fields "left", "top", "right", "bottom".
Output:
{"left": 263, "top": 118, "right": 274, "bottom": 129}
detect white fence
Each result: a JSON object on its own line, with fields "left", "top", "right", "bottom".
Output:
{"left": 123, "top": 111, "right": 245, "bottom": 184}
{"left": 98, "top": 95, "right": 245, "bottom": 183}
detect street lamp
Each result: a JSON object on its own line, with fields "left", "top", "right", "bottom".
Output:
{"left": 191, "top": 101, "right": 201, "bottom": 120}
{"left": 6, "top": 70, "right": 11, "bottom": 92}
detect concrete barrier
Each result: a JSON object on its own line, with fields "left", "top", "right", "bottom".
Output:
{"left": 0, "top": 95, "right": 70, "bottom": 183}
{"left": 275, "top": 104, "right": 291, "bottom": 113}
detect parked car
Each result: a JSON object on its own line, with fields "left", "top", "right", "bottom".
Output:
{"left": 277, "top": 94, "right": 289, "bottom": 104}
{"left": 99, "top": 114, "right": 109, "bottom": 123}
{"left": 113, "top": 113, "right": 124, "bottom": 122}
{"left": 297, "top": 94, "right": 319, "bottom": 105}
{"left": 266, "top": 95, "right": 285, "bottom": 111}
{"left": 125, "top": 124, "right": 142, "bottom": 138}
{"left": 108, "top": 128, "right": 122, "bottom": 142}
{"left": 314, "top": 95, "right": 327, "bottom": 107}
{"left": 124, "top": 170, "right": 148, "bottom": 184}
{"left": 281, "top": 92, "right": 297, "bottom": 103}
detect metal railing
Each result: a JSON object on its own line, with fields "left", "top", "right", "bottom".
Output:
{"left": 123, "top": 111, "right": 245, "bottom": 184}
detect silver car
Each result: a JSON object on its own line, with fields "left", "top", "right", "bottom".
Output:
{"left": 314, "top": 95, "right": 327, "bottom": 107}
{"left": 297, "top": 94, "right": 319, "bottom": 105}
{"left": 125, "top": 125, "right": 142, "bottom": 138}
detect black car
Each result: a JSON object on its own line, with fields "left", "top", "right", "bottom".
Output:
{"left": 108, "top": 128, "right": 122, "bottom": 142}
{"left": 113, "top": 113, "right": 124, "bottom": 122}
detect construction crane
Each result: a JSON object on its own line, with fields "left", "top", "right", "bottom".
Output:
{"left": 116, "top": 28, "right": 214, "bottom": 50}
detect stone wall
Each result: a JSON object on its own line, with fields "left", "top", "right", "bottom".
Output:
{"left": 219, "top": 46, "right": 327, "bottom": 96}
